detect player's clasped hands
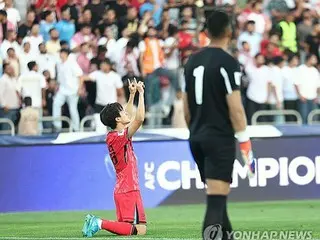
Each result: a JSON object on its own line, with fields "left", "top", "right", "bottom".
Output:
{"left": 128, "top": 78, "right": 145, "bottom": 94}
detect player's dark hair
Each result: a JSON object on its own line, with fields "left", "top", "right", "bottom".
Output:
{"left": 27, "top": 61, "right": 37, "bottom": 71}
{"left": 206, "top": 10, "right": 231, "bottom": 38}
{"left": 100, "top": 103, "right": 123, "bottom": 129}
{"left": 24, "top": 97, "right": 32, "bottom": 107}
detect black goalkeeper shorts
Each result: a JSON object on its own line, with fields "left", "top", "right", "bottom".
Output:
{"left": 189, "top": 137, "right": 236, "bottom": 183}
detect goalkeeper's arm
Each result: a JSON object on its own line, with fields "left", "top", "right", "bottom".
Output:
{"left": 226, "top": 90, "right": 256, "bottom": 178}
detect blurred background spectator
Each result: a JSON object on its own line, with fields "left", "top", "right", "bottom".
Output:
{"left": 0, "top": 0, "right": 319, "bottom": 134}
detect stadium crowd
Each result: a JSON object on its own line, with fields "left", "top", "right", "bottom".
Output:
{"left": 0, "top": 0, "right": 319, "bottom": 135}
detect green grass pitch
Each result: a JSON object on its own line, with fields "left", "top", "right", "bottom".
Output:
{"left": 0, "top": 200, "right": 319, "bottom": 240}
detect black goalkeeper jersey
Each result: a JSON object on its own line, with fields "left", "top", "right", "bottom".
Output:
{"left": 184, "top": 47, "right": 242, "bottom": 141}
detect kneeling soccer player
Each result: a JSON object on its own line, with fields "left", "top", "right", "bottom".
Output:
{"left": 82, "top": 79, "right": 146, "bottom": 237}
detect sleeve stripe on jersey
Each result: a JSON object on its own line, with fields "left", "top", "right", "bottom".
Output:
{"left": 220, "top": 67, "right": 232, "bottom": 94}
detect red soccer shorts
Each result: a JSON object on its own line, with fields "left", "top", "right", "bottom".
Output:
{"left": 114, "top": 191, "right": 147, "bottom": 224}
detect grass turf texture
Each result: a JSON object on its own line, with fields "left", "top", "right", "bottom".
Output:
{"left": 0, "top": 200, "right": 319, "bottom": 239}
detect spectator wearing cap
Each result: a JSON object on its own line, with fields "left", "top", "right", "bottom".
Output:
{"left": 4, "top": 0, "right": 20, "bottom": 28}
{"left": 46, "top": 28, "right": 61, "bottom": 56}
{"left": 82, "top": 59, "right": 125, "bottom": 113}
{"left": 295, "top": 54, "right": 320, "bottom": 124}
{"left": 53, "top": 48, "right": 83, "bottom": 131}
{"left": 237, "top": 20, "right": 262, "bottom": 57}
{"left": 17, "top": 10, "right": 36, "bottom": 44}
{"left": 19, "top": 42, "right": 37, "bottom": 74}
{"left": 268, "top": 56, "right": 286, "bottom": 124}
{"left": 70, "top": 24, "right": 95, "bottom": 52}
{"left": 22, "top": 24, "right": 44, "bottom": 55}
{"left": 282, "top": 54, "right": 299, "bottom": 122}
{"left": 37, "top": 43, "right": 57, "bottom": 79}
{"left": 18, "top": 61, "right": 46, "bottom": 129}
{"left": 0, "top": 30, "right": 21, "bottom": 59}
{"left": 55, "top": 6, "right": 75, "bottom": 44}
{"left": 18, "top": 97, "right": 39, "bottom": 136}
{"left": 40, "top": 10, "right": 56, "bottom": 42}
{"left": 277, "top": 11, "right": 298, "bottom": 53}
{"left": 0, "top": 62, "right": 21, "bottom": 131}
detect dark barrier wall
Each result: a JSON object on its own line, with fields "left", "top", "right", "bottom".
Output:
{"left": 0, "top": 137, "right": 319, "bottom": 213}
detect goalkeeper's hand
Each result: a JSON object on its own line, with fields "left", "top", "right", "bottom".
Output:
{"left": 239, "top": 140, "right": 256, "bottom": 178}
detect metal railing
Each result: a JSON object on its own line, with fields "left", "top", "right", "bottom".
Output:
{"left": 307, "top": 110, "right": 320, "bottom": 125}
{"left": 0, "top": 118, "right": 15, "bottom": 136}
{"left": 80, "top": 115, "right": 95, "bottom": 132}
{"left": 40, "top": 116, "right": 72, "bottom": 133}
{"left": 251, "top": 110, "right": 303, "bottom": 125}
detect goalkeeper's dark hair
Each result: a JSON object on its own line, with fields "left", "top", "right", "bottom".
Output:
{"left": 100, "top": 103, "right": 123, "bottom": 129}
{"left": 206, "top": 10, "right": 231, "bottom": 39}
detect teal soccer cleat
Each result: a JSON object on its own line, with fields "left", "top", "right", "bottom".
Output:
{"left": 82, "top": 214, "right": 100, "bottom": 238}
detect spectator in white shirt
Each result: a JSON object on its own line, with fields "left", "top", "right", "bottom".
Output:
{"left": 247, "top": 1, "right": 271, "bottom": 34}
{"left": 83, "top": 58, "right": 125, "bottom": 113}
{"left": 0, "top": 29, "right": 21, "bottom": 59}
{"left": 295, "top": 54, "right": 320, "bottom": 124}
{"left": 164, "top": 24, "right": 180, "bottom": 79}
{"left": 268, "top": 56, "right": 285, "bottom": 124}
{"left": 282, "top": 54, "right": 299, "bottom": 122}
{"left": 53, "top": 48, "right": 83, "bottom": 131}
{"left": 117, "top": 39, "right": 140, "bottom": 77}
{"left": 23, "top": 24, "right": 44, "bottom": 55}
{"left": 246, "top": 53, "right": 271, "bottom": 124}
{"left": 238, "top": 41, "right": 254, "bottom": 68}
{"left": 37, "top": 43, "right": 57, "bottom": 79}
{"left": 4, "top": 0, "right": 20, "bottom": 28}
{"left": 19, "top": 42, "right": 37, "bottom": 74}
{"left": 237, "top": 20, "right": 262, "bottom": 57}
{"left": 0, "top": 62, "right": 21, "bottom": 130}
{"left": 18, "top": 61, "right": 46, "bottom": 113}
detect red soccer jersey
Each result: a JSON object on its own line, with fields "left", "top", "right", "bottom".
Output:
{"left": 106, "top": 128, "right": 139, "bottom": 194}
